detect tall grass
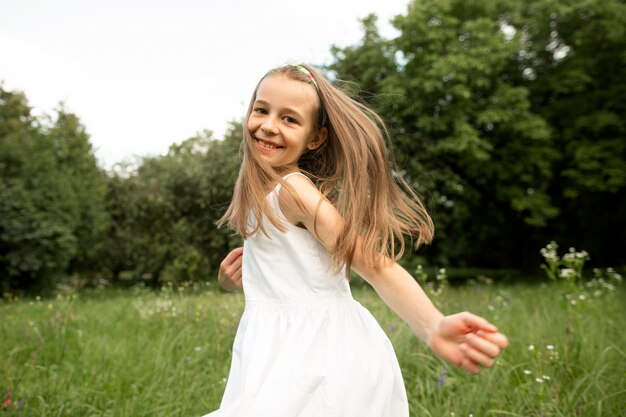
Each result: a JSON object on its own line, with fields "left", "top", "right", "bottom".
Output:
{"left": 1, "top": 277, "right": 623, "bottom": 416}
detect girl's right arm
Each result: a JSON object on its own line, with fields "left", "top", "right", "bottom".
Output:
{"left": 218, "top": 247, "right": 244, "bottom": 291}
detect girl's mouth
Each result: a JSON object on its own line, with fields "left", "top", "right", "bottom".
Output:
{"left": 256, "top": 138, "right": 283, "bottom": 150}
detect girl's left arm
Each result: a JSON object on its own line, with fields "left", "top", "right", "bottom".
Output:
{"left": 351, "top": 259, "right": 508, "bottom": 374}
{"left": 279, "top": 175, "right": 508, "bottom": 374}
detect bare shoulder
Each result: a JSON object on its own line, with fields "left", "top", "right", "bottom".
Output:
{"left": 278, "top": 174, "right": 345, "bottom": 249}
{"left": 278, "top": 173, "right": 323, "bottom": 226}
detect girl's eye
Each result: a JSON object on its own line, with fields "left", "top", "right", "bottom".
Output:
{"left": 283, "top": 116, "right": 297, "bottom": 124}
{"left": 253, "top": 108, "right": 268, "bottom": 115}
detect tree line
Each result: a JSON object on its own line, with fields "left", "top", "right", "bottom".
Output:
{"left": 1, "top": 0, "right": 624, "bottom": 293}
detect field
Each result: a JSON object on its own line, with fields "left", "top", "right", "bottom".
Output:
{"left": 1, "top": 275, "right": 624, "bottom": 417}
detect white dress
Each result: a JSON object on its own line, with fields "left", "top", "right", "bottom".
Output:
{"left": 203, "top": 173, "right": 409, "bottom": 417}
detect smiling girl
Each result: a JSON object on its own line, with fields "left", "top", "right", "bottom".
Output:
{"left": 202, "top": 64, "right": 508, "bottom": 417}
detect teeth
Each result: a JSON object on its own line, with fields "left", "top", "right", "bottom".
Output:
{"left": 258, "top": 139, "right": 278, "bottom": 149}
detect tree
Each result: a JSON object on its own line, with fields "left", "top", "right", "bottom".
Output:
{"left": 331, "top": 3, "right": 556, "bottom": 269}
{"left": 47, "top": 106, "right": 110, "bottom": 275}
{"left": 516, "top": 0, "right": 626, "bottom": 265}
{"left": 0, "top": 87, "right": 77, "bottom": 292}
{"left": 101, "top": 124, "right": 242, "bottom": 286}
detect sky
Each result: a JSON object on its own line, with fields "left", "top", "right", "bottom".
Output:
{"left": 0, "top": 0, "right": 410, "bottom": 168}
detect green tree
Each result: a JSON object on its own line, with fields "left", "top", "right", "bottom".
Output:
{"left": 331, "top": 3, "right": 556, "bottom": 269}
{"left": 0, "top": 87, "right": 77, "bottom": 292}
{"left": 516, "top": 0, "right": 626, "bottom": 265}
{"left": 101, "top": 124, "right": 241, "bottom": 286}
{"left": 47, "top": 106, "right": 110, "bottom": 275}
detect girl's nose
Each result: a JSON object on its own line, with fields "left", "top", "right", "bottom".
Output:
{"left": 261, "top": 118, "right": 278, "bottom": 135}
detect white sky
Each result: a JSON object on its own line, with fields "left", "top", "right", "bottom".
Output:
{"left": 0, "top": 0, "right": 409, "bottom": 168}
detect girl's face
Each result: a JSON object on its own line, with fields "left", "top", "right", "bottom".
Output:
{"left": 247, "top": 74, "right": 326, "bottom": 168}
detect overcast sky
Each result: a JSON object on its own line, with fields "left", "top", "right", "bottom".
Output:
{"left": 0, "top": 0, "right": 410, "bottom": 168}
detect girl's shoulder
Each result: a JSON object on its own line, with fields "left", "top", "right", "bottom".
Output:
{"left": 281, "top": 171, "right": 315, "bottom": 185}
{"left": 277, "top": 172, "right": 323, "bottom": 227}
{"left": 278, "top": 171, "right": 344, "bottom": 250}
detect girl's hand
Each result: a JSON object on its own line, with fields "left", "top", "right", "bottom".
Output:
{"left": 428, "top": 312, "right": 508, "bottom": 374}
{"left": 218, "top": 247, "right": 244, "bottom": 291}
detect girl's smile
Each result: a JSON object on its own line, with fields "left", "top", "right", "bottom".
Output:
{"left": 255, "top": 137, "right": 284, "bottom": 151}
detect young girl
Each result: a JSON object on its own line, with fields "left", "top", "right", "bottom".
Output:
{"left": 204, "top": 64, "right": 508, "bottom": 417}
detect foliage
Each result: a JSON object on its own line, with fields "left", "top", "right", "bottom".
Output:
{"left": 0, "top": 88, "right": 108, "bottom": 293}
{"left": 328, "top": 0, "right": 625, "bottom": 270}
{"left": 414, "top": 264, "right": 449, "bottom": 297}
{"left": 539, "top": 241, "right": 589, "bottom": 286}
{"left": 101, "top": 125, "right": 242, "bottom": 286}
{"left": 2, "top": 0, "right": 625, "bottom": 291}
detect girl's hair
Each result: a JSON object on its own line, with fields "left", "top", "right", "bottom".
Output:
{"left": 217, "top": 64, "right": 434, "bottom": 274}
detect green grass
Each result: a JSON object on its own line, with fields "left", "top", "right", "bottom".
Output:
{"left": 1, "top": 278, "right": 624, "bottom": 417}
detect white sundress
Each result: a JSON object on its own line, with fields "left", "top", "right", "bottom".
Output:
{"left": 202, "top": 172, "right": 409, "bottom": 417}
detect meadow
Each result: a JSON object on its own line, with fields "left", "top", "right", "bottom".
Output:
{"left": 1, "top": 272, "right": 624, "bottom": 417}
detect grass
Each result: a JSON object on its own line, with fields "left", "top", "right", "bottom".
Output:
{"left": 1, "top": 276, "right": 624, "bottom": 417}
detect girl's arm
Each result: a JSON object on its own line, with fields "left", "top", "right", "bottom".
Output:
{"left": 218, "top": 247, "right": 244, "bottom": 291}
{"left": 279, "top": 174, "right": 508, "bottom": 374}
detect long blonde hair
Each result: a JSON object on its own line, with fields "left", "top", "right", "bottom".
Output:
{"left": 217, "top": 64, "right": 434, "bottom": 274}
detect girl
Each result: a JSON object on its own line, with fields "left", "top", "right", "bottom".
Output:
{"left": 204, "top": 64, "right": 508, "bottom": 417}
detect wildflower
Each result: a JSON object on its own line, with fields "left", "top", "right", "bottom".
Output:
{"left": 523, "top": 370, "right": 532, "bottom": 375}
{"left": 546, "top": 345, "right": 554, "bottom": 350}
{"left": 194, "top": 346, "right": 202, "bottom": 352}
{"left": 437, "top": 369, "right": 448, "bottom": 387}
{"left": 528, "top": 344, "right": 535, "bottom": 351}
{"left": 488, "top": 304, "right": 495, "bottom": 311}
{"left": 560, "top": 268, "right": 576, "bottom": 278}
{"left": 4, "top": 391, "right": 10, "bottom": 398}
{"left": 535, "top": 377, "right": 544, "bottom": 383}
{"left": 542, "top": 375, "right": 551, "bottom": 380}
